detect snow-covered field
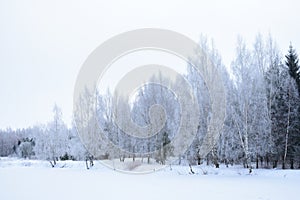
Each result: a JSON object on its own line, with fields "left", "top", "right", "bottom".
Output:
{"left": 1, "top": 157, "right": 299, "bottom": 200}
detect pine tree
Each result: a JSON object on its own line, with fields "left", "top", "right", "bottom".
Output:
{"left": 285, "top": 44, "right": 300, "bottom": 168}
{"left": 285, "top": 44, "right": 300, "bottom": 95}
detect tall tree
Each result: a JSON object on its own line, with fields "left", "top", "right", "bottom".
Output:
{"left": 231, "top": 36, "right": 273, "bottom": 168}
{"left": 285, "top": 44, "right": 300, "bottom": 95}
{"left": 273, "top": 69, "right": 300, "bottom": 169}
{"left": 48, "top": 104, "right": 68, "bottom": 166}
{"left": 284, "top": 44, "right": 300, "bottom": 168}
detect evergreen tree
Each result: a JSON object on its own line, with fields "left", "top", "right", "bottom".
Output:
{"left": 285, "top": 44, "right": 300, "bottom": 168}
{"left": 273, "top": 69, "right": 300, "bottom": 169}
{"left": 285, "top": 44, "right": 300, "bottom": 95}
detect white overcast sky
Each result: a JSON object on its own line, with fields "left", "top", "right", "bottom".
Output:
{"left": 0, "top": 0, "right": 299, "bottom": 129}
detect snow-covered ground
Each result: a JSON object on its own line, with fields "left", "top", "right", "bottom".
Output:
{"left": 0, "top": 157, "right": 299, "bottom": 200}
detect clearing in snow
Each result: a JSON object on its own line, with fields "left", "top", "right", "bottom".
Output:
{"left": 1, "top": 157, "right": 299, "bottom": 200}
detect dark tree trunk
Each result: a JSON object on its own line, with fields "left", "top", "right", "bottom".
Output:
{"left": 290, "top": 158, "right": 294, "bottom": 169}
{"left": 225, "top": 159, "right": 229, "bottom": 168}
{"left": 85, "top": 156, "right": 94, "bottom": 170}
{"left": 49, "top": 161, "right": 55, "bottom": 168}
{"left": 85, "top": 159, "right": 89, "bottom": 170}
{"left": 120, "top": 155, "right": 125, "bottom": 162}
{"left": 249, "top": 167, "right": 253, "bottom": 174}
{"left": 282, "top": 155, "right": 286, "bottom": 169}
{"left": 90, "top": 158, "right": 94, "bottom": 167}
{"left": 273, "top": 160, "right": 278, "bottom": 168}
{"left": 197, "top": 156, "right": 201, "bottom": 165}
{"left": 189, "top": 164, "right": 195, "bottom": 174}
{"left": 212, "top": 156, "right": 219, "bottom": 168}
{"left": 266, "top": 155, "right": 269, "bottom": 168}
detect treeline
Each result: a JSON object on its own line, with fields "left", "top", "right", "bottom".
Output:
{"left": 0, "top": 34, "right": 299, "bottom": 169}
{"left": 0, "top": 105, "right": 88, "bottom": 165}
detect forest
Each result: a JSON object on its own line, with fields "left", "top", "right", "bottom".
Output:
{"left": 1, "top": 34, "right": 300, "bottom": 170}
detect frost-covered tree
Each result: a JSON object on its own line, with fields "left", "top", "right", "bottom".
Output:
{"left": 67, "top": 121, "right": 87, "bottom": 161}
{"left": 231, "top": 36, "right": 271, "bottom": 168}
{"left": 130, "top": 75, "right": 177, "bottom": 164}
{"left": 0, "top": 128, "right": 18, "bottom": 156}
{"left": 74, "top": 87, "right": 106, "bottom": 163}
{"left": 231, "top": 37, "right": 254, "bottom": 168}
{"left": 34, "top": 104, "right": 68, "bottom": 166}
{"left": 17, "top": 137, "right": 35, "bottom": 158}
